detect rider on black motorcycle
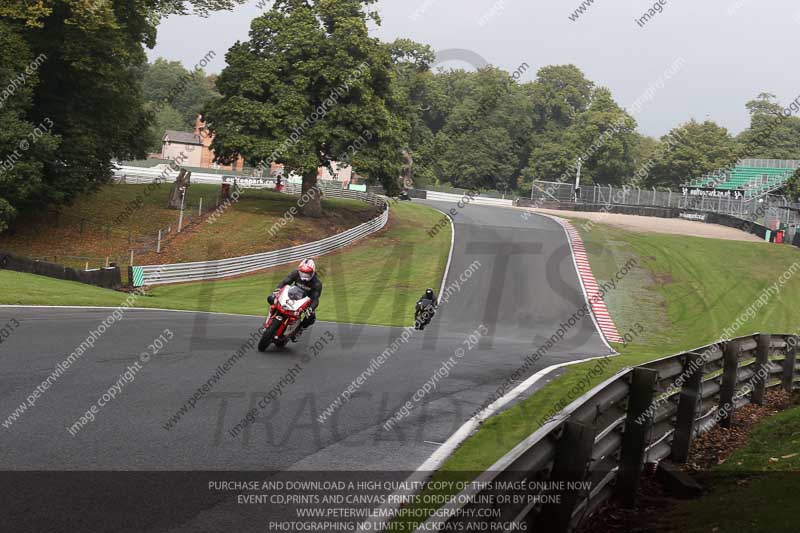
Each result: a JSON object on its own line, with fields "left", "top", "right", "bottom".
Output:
{"left": 415, "top": 288, "right": 437, "bottom": 330}
{"left": 268, "top": 259, "right": 322, "bottom": 338}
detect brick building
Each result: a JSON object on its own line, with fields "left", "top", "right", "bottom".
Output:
{"left": 160, "top": 116, "right": 244, "bottom": 171}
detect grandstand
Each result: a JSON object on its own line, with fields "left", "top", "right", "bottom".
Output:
{"left": 687, "top": 159, "right": 800, "bottom": 198}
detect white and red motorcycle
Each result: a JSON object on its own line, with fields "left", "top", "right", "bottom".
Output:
{"left": 258, "top": 285, "right": 312, "bottom": 351}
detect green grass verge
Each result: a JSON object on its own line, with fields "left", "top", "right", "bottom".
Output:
{"left": 662, "top": 404, "right": 800, "bottom": 533}
{"left": 0, "top": 202, "right": 451, "bottom": 327}
{"left": 393, "top": 222, "right": 800, "bottom": 529}
{"left": 0, "top": 270, "right": 156, "bottom": 308}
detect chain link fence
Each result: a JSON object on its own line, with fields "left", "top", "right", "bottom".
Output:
{"left": 528, "top": 180, "right": 800, "bottom": 234}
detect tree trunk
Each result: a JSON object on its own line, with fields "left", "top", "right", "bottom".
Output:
{"left": 167, "top": 169, "right": 191, "bottom": 209}
{"left": 401, "top": 149, "right": 414, "bottom": 189}
{"left": 299, "top": 168, "right": 322, "bottom": 217}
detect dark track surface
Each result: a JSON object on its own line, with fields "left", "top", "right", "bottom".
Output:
{"left": 0, "top": 201, "right": 613, "bottom": 531}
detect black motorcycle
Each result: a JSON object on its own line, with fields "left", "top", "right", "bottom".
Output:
{"left": 414, "top": 299, "right": 436, "bottom": 330}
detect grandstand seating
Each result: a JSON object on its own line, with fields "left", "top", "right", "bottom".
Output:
{"left": 687, "top": 160, "right": 799, "bottom": 198}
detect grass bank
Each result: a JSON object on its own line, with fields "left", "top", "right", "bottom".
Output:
{"left": 662, "top": 402, "right": 800, "bottom": 532}
{"left": 393, "top": 221, "right": 800, "bottom": 529}
{"left": 146, "top": 189, "right": 377, "bottom": 265}
{"left": 0, "top": 202, "right": 451, "bottom": 327}
{"left": 0, "top": 183, "right": 214, "bottom": 271}
{"left": 0, "top": 184, "right": 376, "bottom": 273}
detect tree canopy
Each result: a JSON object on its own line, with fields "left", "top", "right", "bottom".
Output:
{"left": 142, "top": 58, "right": 220, "bottom": 151}
{"left": 5, "top": 0, "right": 800, "bottom": 233}
{"left": 737, "top": 93, "right": 800, "bottom": 160}
{"left": 0, "top": 19, "right": 59, "bottom": 232}
{"left": 0, "top": 0, "right": 243, "bottom": 230}
{"left": 645, "top": 121, "right": 738, "bottom": 188}
{"left": 204, "top": 0, "right": 406, "bottom": 216}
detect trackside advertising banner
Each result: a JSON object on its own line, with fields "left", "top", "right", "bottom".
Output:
{"left": 681, "top": 186, "right": 745, "bottom": 200}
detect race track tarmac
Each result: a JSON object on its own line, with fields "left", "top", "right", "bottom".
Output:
{"left": 0, "top": 201, "right": 614, "bottom": 531}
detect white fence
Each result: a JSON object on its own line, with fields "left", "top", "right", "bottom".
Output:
{"left": 114, "top": 165, "right": 245, "bottom": 185}
{"left": 114, "top": 165, "right": 375, "bottom": 196}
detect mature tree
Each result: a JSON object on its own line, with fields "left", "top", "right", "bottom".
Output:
{"left": 529, "top": 65, "right": 594, "bottom": 131}
{"left": 565, "top": 87, "right": 637, "bottom": 185}
{"left": 522, "top": 133, "right": 574, "bottom": 184}
{"left": 629, "top": 134, "right": 660, "bottom": 183}
{"left": 19, "top": 2, "right": 156, "bottom": 205}
{"left": 521, "top": 65, "right": 598, "bottom": 185}
{"left": 146, "top": 103, "right": 187, "bottom": 153}
{"left": 522, "top": 79, "right": 635, "bottom": 187}
{"left": 0, "top": 19, "right": 59, "bottom": 232}
{"left": 395, "top": 68, "right": 473, "bottom": 188}
{"left": 149, "top": 0, "right": 248, "bottom": 17}
{"left": 386, "top": 38, "right": 437, "bottom": 188}
{"left": 436, "top": 67, "right": 531, "bottom": 191}
{"left": 784, "top": 170, "right": 800, "bottom": 202}
{"left": 440, "top": 127, "right": 518, "bottom": 191}
{"left": 205, "top": 0, "right": 406, "bottom": 216}
{"left": 737, "top": 93, "right": 800, "bottom": 160}
{"left": 143, "top": 58, "right": 219, "bottom": 126}
{"left": 0, "top": 0, "right": 243, "bottom": 230}
{"left": 647, "top": 120, "right": 739, "bottom": 188}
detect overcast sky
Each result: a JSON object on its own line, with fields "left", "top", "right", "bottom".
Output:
{"left": 149, "top": 0, "right": 800, "bottom": 138}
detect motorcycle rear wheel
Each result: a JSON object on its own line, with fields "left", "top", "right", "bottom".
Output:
{"left": 258, "top": 320, "right": 282, "bottom": 352}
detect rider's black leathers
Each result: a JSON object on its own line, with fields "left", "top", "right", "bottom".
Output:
{"left": 415, "top": 293, "right": 437, "bottom": 328}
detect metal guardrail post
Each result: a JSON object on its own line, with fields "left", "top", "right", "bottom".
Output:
{"left": 537, "top": 421, "right": 596, "bottom": 532}
{"left": 671, "top": 352, "right": 704, "bottom": 463}
{"left": 617, "top": 368, "right": 658, "bottom": 507}
{"left": 752, "top": 334, "right": 771, "bottom": 405}
{"left": 617, "top": 367, "right": 659, "bottom": 507}
{"left": 718, "top": 340, "right": 741, "bottom": 429}
{"left": 783, "top": 336, "right": 798, "bottom": 392}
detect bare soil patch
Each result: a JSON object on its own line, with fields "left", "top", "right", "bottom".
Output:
{"left": 531, "top": 208, "right": 764, "bottom": 242}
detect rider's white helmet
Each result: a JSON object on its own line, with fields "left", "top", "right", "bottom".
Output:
{"left": 298, "top": 258, "right": 316, "bottom": 281}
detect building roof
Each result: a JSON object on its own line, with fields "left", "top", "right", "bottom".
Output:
{"left": 163, "top": 130, "right": 203, "bottom": 146}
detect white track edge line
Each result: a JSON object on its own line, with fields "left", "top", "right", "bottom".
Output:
{"left": 359, "top": 352, "right": 619, "bottom": 532}
{"left": 0, "top": 305, "right": 392, "bottom": 329}
{"left": 359, "top": 205, "right": 618, "bottom": 531}
{"left": 428, "top": 204, "right": 456, "bottom": 306}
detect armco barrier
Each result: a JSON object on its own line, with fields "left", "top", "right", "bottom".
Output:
{"left": 134, "top": 187, "right": 388, "bottom": 286}
{"left": 425, "top": 190, "right": 514, "bottom": 207}
{"left": 416, "top": 333, "right": 799, "bottom": 532}
{"left": 0, "top": 251, "right": 122, "bottom": 289}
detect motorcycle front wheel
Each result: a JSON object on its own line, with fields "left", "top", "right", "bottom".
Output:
{"left": 258, "top": 320, "right": 282, "bottom": 352}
